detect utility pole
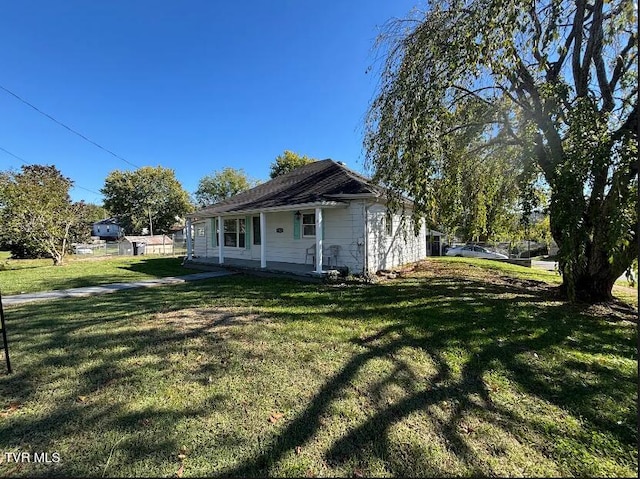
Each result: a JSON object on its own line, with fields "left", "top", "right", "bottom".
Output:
{"left": 148, "top": 206, "right": 154, "bottom": 237}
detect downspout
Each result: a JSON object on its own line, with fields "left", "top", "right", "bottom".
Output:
{"left": 363, "top": 200, "right": 369, "bottom": 275}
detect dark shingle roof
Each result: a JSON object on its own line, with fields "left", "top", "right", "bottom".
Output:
{"left": 190, "top": 159, "right": 381, "bottom": 217}
{"left": 94, "top": 217, "right": 120, "bottom": 225}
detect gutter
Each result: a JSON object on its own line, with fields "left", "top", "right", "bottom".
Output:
{"left": 186, "top": 200, "right": 348, "bottom": 220}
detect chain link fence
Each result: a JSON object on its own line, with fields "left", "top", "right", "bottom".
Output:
{"left": 72, "top": 234, "right": 187, "bottom": 257}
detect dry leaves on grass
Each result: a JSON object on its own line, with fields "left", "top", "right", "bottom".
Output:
{"left": 175, "top": 445, "right": 187, "bottom": 478}
{"left": 268, "top": 412, "right": 284, "bottom": 423}
{"left": 459, "top": 422, "right": 476, "bottom": 435}
{"left": 0, "top": 401, "right": 21, "bottom": 417}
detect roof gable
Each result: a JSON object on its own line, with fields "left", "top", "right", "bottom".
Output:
{"left": 191, "top": 159, "right": 381, "bottom": 217}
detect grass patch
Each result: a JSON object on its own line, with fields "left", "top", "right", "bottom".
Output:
{"left": 0, "top": 255, "right": 193, "bottom": 295}
{"left": 0, "top": 258, "right": 636, "bottom": 477}
{"left": 428, "top": 256, "right": 563, "bottom": 284}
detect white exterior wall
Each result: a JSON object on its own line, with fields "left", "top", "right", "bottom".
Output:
{"left": 366, "top": 203, "right": 427, "bottom": 272}
{"left": 92, "top": 223, "right": 122, "bottom": 238}
{"left": 260, "top": 205, "right": 366, "bottom": 273}
{"left": 194, "top": 201, "right": 426, "bottom": 274}
{"left": 191, "top": 202, "right": 367, "bottom": 274}
{"left": 312, "top": 203, "right": 366, "bottom": 274}
{"left": 192, "top": 220, "right": 208, "bottom": 258}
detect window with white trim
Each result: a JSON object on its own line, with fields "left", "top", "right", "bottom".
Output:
{"left": 385, "top": 212, "right": 393, "bottom": 236}
{"left": 223, "top": 218, "right": 246, "bottom": 247}
{"left": 302, "top": 213, "right": 316, "bottom": 237}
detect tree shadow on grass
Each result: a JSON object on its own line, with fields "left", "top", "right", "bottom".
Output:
{"left": 0, "top": 281, "right": 241, "bottom": 477}
{"left": 213, "top": 276, "right": 637, "bottom": 477}
{"left": 116, "top": 256, "right": 197, "bottom": 277}
{"left": 0, "top": 272, "right": 636, "bottom": 477}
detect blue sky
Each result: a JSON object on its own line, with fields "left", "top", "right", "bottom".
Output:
{"left": 0, "top": 1, "right": 419, "bottom": 204}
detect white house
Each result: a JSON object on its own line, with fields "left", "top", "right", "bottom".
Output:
{"left": 92, "top": 218, "right": 123, "bottom": 240}
{"left": 184, "top": 160, "right": 427, "bottom": 275}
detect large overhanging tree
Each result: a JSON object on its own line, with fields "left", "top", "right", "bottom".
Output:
{"left": 365, "top": 0, "right": 638, "bottom": 302}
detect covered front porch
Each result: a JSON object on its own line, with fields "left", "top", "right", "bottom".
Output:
{"left": 185, "top": 203, "right": 351, "bottom": 275}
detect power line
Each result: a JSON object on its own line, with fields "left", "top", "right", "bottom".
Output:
{"left": 0, "top": 84, "right": 140, "bottom": 169}
{"left": 0, "top": 145, "right": 104, "bottom": 197}
{"left": 0, "top": 145, "right": 28, "bottom": 165}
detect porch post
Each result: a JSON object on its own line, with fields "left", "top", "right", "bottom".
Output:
{"left": 315, "top": 207, "right": 323, "bottom": 273}
{"left": 218, "top": 215, "right": 224, "bottom": 264}
{"left": 185, "top": 218, "right": 193, "bottom": 260}
{"left": 260, "top": 211, "right": 266, "bottom": 268}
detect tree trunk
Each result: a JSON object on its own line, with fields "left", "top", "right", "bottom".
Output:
{"left": 549, "top": 191, "right": 635, "bottom": 303}
{"left": 570, "top": 271, "right": 617, "bottom": 302}
{"left": 555, "top": 232, "right": 634, "bottom": 303}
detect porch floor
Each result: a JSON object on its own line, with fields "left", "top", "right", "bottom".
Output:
{"left": 184, "top": 256, "right": 339, "bottom": 280}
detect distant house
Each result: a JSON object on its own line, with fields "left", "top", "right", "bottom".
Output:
{"left": 119, "top": 235, "right": 173, "bottom": 255}
{"left": 92, "top": 218, "right": 123, "bottom": 240}
{"left": 184, "top": 159, "right": 427, "bottom": 275}
{"left": 169, "top": 221, "right": 190, "bottom": 243}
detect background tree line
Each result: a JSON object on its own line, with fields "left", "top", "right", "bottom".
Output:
{"left": 0, "top": 150, "right": 318, "bottom": 265}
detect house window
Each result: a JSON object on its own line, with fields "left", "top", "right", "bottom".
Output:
{"left": 302, "top": 213, "right": 316, "bottom": 237}
{"left": 385, "top": 213, "right": 393, "bottom": 236}
{"left": 197, "top": 227, "right": 205, "bottom": 237}
{"left": 223, "top": 218, "right": 246, "bottom": 247}
{"left": 252, "top": 216, "right": 261, "bottom": 245}
{"left": 97, "top": 226, "right": 101, "bottom": 233}
{"left": 106, "top": 225, "right": 110, "bottom": 233}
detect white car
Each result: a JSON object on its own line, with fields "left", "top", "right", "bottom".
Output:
{"left": 445, "top": 245, "right": 508, "bottom": 259}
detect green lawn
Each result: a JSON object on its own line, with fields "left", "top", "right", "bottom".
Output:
{"left": 0, "top": 258, "right": 637, "bottom": 477}
{"left": 0, "top": 255, "right": 193, "bottom": 296}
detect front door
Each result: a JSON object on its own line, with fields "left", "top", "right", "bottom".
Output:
{"left": 250, "top": 216, "right": 262, "bottom": 260}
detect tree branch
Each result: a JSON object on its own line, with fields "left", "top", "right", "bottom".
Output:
{"left": 611, "top": 102, "right": 638, "bottom": 143}
{"left": 572, "top": 0, "right": 587, "bottom": 96}
{"left": 609, "top": 33, "right": 637, "bottom": 93}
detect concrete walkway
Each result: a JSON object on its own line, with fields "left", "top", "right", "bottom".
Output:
{"left": 2, "top": 271, "right": 233, "bottom": 307}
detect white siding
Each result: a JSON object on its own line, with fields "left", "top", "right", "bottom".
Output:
{"left": 192, "top": 203, "right": 367, "bottom": 274}
{"left": 192, "top": 220, "right": 209, "bottom": 258}
{"left": 366, "top": 203, "right": 427, "bottom": 272}
{"left": 316, "top": 203, "right": 366, "bottom": 274}
{"left": 249, "top": 206, "right": 366, "bottom": 274}
{"left": 194, "top": 202, "right": 426, "bottom": 274}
